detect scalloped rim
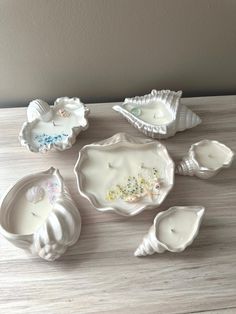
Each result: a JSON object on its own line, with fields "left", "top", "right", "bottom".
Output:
{"left": 190, "top": 139, "right": 234, "bottom": 172}
{"left": 74, "top": 132, "right": 175, "bottom": 216}
{"left": 19, "top": 97, "right": 90, "bottom": 153}
{"left": 153, "top": 206, "right": 205, "bottom": 252}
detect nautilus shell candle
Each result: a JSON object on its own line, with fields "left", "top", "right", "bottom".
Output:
{"left": 74, "top": 133, "right": 174, "bottom": 216}
{"left": 0, "top": 168, "right": 81, "bottom": 261}
{"left": 113, "top": 90, "right": 201, "bottom": 139}
{"left": 19, "top": 97, "right": 90, "bottom": 153}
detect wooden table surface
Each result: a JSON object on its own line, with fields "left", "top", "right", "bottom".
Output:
{"left": 0, "top": 96, "right": 236, "bottom": 314}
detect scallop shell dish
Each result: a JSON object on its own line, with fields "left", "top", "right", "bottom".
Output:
{"left": 19, "top": 97, "right": 90, "bottom": 153}
{"left": 113, "top": 89, "right": 202, "bottom": 139}
{"left": 74, "top": 132, "right": 174, "bottom": 216}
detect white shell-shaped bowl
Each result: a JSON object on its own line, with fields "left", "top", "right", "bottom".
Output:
{"left": 74, "top": 132, "right": 174, "bottom": 216}
{"left": 135, "top": 206, "right": 205, "bottom": 257}
{"left": 113, "top": 90, "right": 201, "bottom": 139}
{"left": 19, "top": 97, "right": 90, "bottom": 153}
{"left": 0, "top": 167, "right": 81, "bottom": 261}
{"left": 175, "top": 140, "right": 234, "bottom": 179}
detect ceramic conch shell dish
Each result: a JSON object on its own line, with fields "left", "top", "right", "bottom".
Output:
{"left": 135, "top": 206, "right": 205, "bottom": 257}
{"left": 175, "top": 140, "right": 234, "bottom": 179}
{"left": 19, "top": 97, "right": 90, "bottom": 153}
{"left": 0, "top": 167, "right": 81, "bottom": 261}
{"left": 113, "top": 90, "right": 201, "bottom": 139}
{"left": 74, "top": 132, "right": 174, "bottom": 216}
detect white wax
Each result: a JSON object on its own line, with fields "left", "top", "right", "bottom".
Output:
{"left": 81, "top": 145, "right": 170, "bottom": 215}
{"left": 194, "top": 141, "right": 228, "bottom": 169}
{"left": 31, "top": 108, "right": 87, "bottom": 150}
{"left": 156, "top": 208, "right": 198, "bottom": 250}
{"left": 125, "top": 100, "right": 173, "bottom": 125}
{"left": 8, "top": 178, "right": 59, "bottom": 235}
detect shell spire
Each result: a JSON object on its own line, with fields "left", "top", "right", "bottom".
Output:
{"left": 177, "top": 104, "right": 201, "bottom": 132}
{"left": 134, "top": 226, "right": 165, "bottom": 257}
{"left": 175, "top": 157, "right": 196, "bottom": 176}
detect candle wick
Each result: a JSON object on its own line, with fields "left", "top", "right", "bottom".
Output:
{"left": 171, "top": 228, "right": 175, "bottom": 233}
{"left": 108, "top": 162, "right": 113, "bottom": 169}
{"left": 141, "top": 162, "right": 144, "bottom": 169}
{"left": 31, "top": 211, "right": 41, "bottom": 218}
{"left": 52, "top": 120, "right": 56, "bottom": 126}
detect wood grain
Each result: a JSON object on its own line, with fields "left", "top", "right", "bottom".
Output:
{"left": 0, "top": 96, "right": 236, "bottom": 314}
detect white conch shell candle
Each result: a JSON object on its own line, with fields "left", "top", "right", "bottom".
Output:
{"left": 134, "top": 206, "right": 205, "bottom": 256}
{"left": 113, "top": 90, "right": 201, "bottom": 139}
{"left": 176, "top": 140, "right": 234, "bottom": 179}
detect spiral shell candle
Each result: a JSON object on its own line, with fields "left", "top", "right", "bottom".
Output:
{"left": 113, "top": 90, "right": 202, "bottom": 139}
{"left": 0, "top": 167, "right": 81, "bottom": 262}
{"left": 135, "top": 206, "right": 205, "bottom": 257}
{"left": 175, "top": 140, "right": 234, "bottom": 179}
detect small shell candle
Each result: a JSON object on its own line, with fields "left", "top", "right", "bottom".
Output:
{"left": 175, "top": 140, "right": 234, "bottom": 179}
{"left": 19, "top": 97, "right": 90, "bottom": 153}
{"left": 113, "top": 90, "right": 201, "bottom": 139}
{"left": 74, "top": 132, "right": 174, "bottom": 216}
{"left": 0, "top": 167, "right": 81, "bottom": 261}
{"left": 135, "top": 206, "right": 205, "bottom": 257}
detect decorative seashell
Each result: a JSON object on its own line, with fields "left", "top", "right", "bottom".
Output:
{"left": 57, "top": 108, "right": 70, "bottom": 117}
{"left": 0, "top": 167, "right": 81, "bottom": 262}
{"left": 19, "top": 97, "right": 90, "bottom": 153}
{"left": 74, "top": 132, "right": 174, "bottom": 216}
{"left": 26, "top": 186, "right": 45, "bottom": 203}
{"left": 134, "top": 206, "right": 205, "bottom": 257}
{"left": 113, "top": 90, "right": 201, "bottom": 139}
{"left": 27, "top": 99, "right": 53, "bottom": 122}
{"left": 175, "top": 140, "right": 234, "bottom": 179}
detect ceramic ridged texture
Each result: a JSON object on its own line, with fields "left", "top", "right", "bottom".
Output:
{"left": 74, "top": 132, "right": 174, "bottom": 216}
{"left": 134, "top": 206, "right": 205, "bottom": 257}
{"left": 0, "top": 167, "right": 81, "bottom": 262}
{"left": 175, "top": 156, "right": 196, "bottom": 176}
{"left": 113, "top": 90, "right": 202, "bottom": 139}
{"left": 19, "top": 97, "right": 90, "bottom": 153}
{"left": 27, "top": 99, "right": 53, "bottom": 122}
{"left": 134, "top": 225, "right": 165, "bottom": 256}
{"left": 32, "top": 186, "right": 81, "bottom": 261}
{"left": 175, "top": 140, "right": 234, "bottom": 179}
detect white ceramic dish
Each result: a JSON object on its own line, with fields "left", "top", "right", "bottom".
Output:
{"left": 0, "top": 167, "right": 81, "bottom": 261}
{"left": 175, "top": 140, "right": 234, "bottom": 179}
{"left": 113, "top": 89, "right": 201, "bottom": 139}
{"left": 74, "top": 132, "right": 174, "bottom": 216}
{"left": 135, "top": 206, "right": 205, "bottom": 257}
{"left": 19, "top": 97, "right": 89, "bottom": 153}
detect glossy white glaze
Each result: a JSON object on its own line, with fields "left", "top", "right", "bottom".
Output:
{"left": 176, "top": 140, "right": 234, "bottom": 179}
